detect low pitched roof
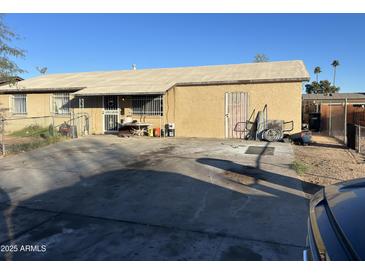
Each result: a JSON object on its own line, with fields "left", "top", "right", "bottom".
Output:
{"left": 303, "top": 93, "right": 365, "bottom": 101}
{"left": 0, "top": 60, "right": 309, "bottom": 95}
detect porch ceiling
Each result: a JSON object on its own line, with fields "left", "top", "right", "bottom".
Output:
{"left": 73, "top": 84, "right": 168, "bottom": 96}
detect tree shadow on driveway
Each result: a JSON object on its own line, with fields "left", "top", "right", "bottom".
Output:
{"left": 0, "top": 138, "right": 323, "bottom": 260}
{"left": 1, "top": 166, "right": 317, "bottom": 261}
{"left": 197, "top": 141, "right": 322, "bottom": 196}
{"left": 0, "top": 188, "right": 11, "bottom": 261}
{"left": 196, "top": 157, "right": 322, "bottom": 197}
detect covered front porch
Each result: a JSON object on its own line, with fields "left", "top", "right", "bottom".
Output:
{"left": 73, "top": 93, "right": 166, "bottom": 135}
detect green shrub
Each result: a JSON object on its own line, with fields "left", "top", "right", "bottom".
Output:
{"left": 290, "top": 161, "right": 309, "bottom": 175}
{"left": 10, "top": 124, "right": 57, "bottom": 138}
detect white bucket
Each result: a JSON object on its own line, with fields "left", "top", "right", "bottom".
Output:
{"left": 124, "top": 117, "right": 133, "bottom": 123}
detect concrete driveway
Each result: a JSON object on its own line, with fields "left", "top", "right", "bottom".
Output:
{"left": 0, "top": 136, "right": 320, "bottom": 260}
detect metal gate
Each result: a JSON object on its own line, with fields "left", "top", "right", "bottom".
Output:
{"left": 224, "top": 92, "right": 249, "bottom": 138}
{"left": 103, "top": 96, "right": 119, "bottom": 133}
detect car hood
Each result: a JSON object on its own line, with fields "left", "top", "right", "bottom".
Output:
{"left": 325, "top": 178, "right": 365, "bottom": 260}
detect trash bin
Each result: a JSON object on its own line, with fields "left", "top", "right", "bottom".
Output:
{"left": 168, "top": 129, "right": 175, "bottom": 137}
{"left": 153, "top": 127, "right": 161, "bottom": 137}
{"left": 147, "top": 128, "right": 153, "bottom": 137}
{"left": 165, "top": 123, "right": 175, "bottom": 137}
{"left": 309, "top": 112, "right": 321, "bottom": 132}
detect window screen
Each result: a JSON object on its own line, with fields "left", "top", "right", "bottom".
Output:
{"left": 52, "top": 93, "right": 70, "bottom": 115}
{"left": 12, "top": 94, "right": 27, "bottom": 115}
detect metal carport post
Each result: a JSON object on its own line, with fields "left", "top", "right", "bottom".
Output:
{"left": 344, "top": 98, "right": 348, "bottom": 146}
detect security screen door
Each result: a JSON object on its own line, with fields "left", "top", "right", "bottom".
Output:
{"left": 103, "top": 95, "right": 119, "bottom": 132}
{"left": 224, "top": 92, "right": 249, "bottom": 138}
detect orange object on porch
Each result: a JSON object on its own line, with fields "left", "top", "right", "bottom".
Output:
{"left": 153, "top": 127, "right": 161, "bottom": 137}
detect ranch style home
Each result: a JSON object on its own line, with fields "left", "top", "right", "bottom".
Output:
{"left": 0, "top": 60, "right": 310, "bottom": 138}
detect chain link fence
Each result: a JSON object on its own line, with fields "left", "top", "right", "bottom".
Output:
{"left": 355, "top": 125, "right": 365, "bottom": 155}
{"left": 0, "top": 112, "right": 89, "bottom": 156}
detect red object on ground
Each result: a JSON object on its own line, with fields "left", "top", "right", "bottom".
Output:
{"left": 153, "top": 128, "right": 160, "bottom": 137}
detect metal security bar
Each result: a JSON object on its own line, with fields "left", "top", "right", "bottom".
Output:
{"left": 224, "top": 92, "right": 249, "bottom": 139}
{"left": 103, "top": 96, "right": 119, "bottom": 132}
{"left": 132, "top": 95, "right": 163, "bottom": 116}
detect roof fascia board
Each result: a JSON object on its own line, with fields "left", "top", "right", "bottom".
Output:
{"left": 0, "top": 87, "right": 85, "bottom": 94}
{"left": 174, "top": 78, "right": 310, "bottom": 87}
{"left": 74, "top": 91, "right": 166, "bottom": 96}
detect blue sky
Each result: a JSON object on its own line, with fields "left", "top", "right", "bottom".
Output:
{"left": 4, "top": 14, "right": 365, "bottom": 92}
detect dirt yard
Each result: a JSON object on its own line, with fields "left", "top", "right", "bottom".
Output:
{"left": 3, "top": 135, "right": 39, "bottom": 145}
{"left": 293, "top": 135, "right": 365, "bottom": 185}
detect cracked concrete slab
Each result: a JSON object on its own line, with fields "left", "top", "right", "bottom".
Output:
{"left": 0, "top": 136, "right": 318, "bottom": 260}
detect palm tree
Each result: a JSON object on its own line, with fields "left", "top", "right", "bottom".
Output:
{"left": 314, "top": 66, "right": 321, "bottom": 82}
{"left": 253, "top": 54, "right": 269, "bottom": 63}
{"left": 331, "top": 60, "right": 340, "bottom": 86}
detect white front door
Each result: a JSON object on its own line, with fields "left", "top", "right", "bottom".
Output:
{"left": 102, "top": 95, "right": 119, "bottom": 133}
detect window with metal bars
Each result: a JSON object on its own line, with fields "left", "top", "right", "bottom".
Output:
{"left": 52, "top": 93, "right": 70, "bottom": 115}
{"left": 11, "top": 94, "right": 27, "bottom": 115}
{"left": 131, "top": 95, "right": 163, "bottom": 116}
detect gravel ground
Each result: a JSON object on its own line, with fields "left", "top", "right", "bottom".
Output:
{"left": 293, "top": 135, "right": 365, "bottom": 185}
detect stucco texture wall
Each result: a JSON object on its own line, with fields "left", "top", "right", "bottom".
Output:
{"left": 0, "top": 94, "right": 10, "bottom": 115}
{"left": 1, "top": 81, "right": 302, "bottom": 138}
{"left": 73, "top": 96, "right": 103, "bottom": 135}
{"left": 0, "top": 93, "right": 73, "bottom": 133}
{"left": 75, "top": 95, "right": 165, "bottom": 134}
{"left": 119, "top": 96, "right": 165, "bottom": 130}
{"left": 0, "top": 93, "right": 164, "bottom": 135}
{"left": 165, "top": 82, "right": 302, "bottom": 138}
{"left": 0, "top": 93, "right": 100, "bottom": 135}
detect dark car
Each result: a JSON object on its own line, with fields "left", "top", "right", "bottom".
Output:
{"left": 304, "top": 178, "right": 365, "bottom": 260}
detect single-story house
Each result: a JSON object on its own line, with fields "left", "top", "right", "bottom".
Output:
{"left": 0, "top": 76, "right": 23, "bottom": 86}
{"left": 0, "top": 60, "right": 309, "bottom": 138}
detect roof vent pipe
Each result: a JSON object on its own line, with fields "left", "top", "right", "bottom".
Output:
{"left": 132, "top": 64, "right": 137, "bottom": 70}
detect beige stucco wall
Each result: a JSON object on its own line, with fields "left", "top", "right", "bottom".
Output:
{"left": 75, "top": 96, "right": 165, "bottom": 134}
{"left": 165, "top": 82, "right": 302, "bottom": 138}
{"left": 0, "top": 81, "right": 302, "bottom": 138}
{"left": 119, "top": 96, "right": 165, "bottom": 131}
{"left": 73, "top": 96, "right": 103, "bottom": 134}
{"left": 0, "top": 93, "right": 163, "bottom": 135}
{"left": 0, "top": 93, "right": 72, "bottom": 133}
{"left": 0, "top": 94, "right": 10, "bottom": 115}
